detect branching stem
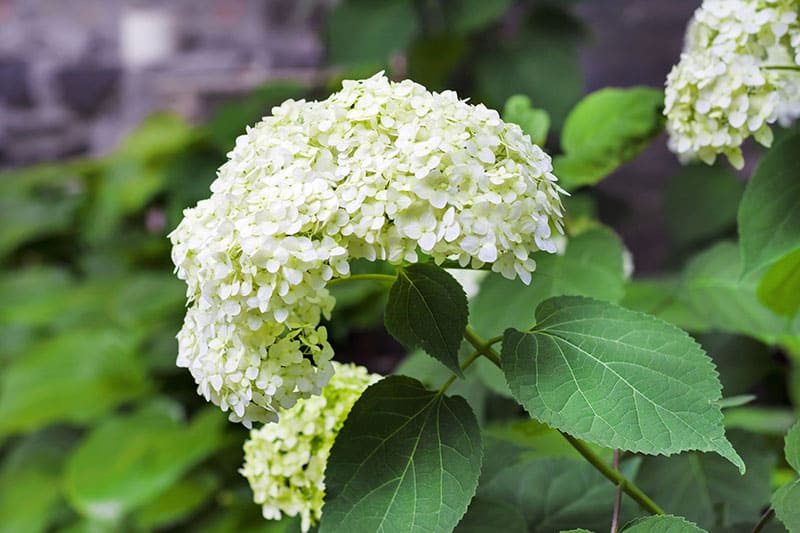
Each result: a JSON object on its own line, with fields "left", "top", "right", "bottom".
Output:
{"left": 326, "top": 273, "right": 397, "bottom": 285}
{"left": 438, "top": 350, "right": 482, "bottom": 394}
{"left": 610, "top": 449, "right": 623, "bottom": 533}
{"left": 752, "top": 506, "right": 775, "bottom": 533}
{"left": 463, "top": 326, "right": 503, "bottom": 367}
{"left": 563, "top": 433, "right": 664, "bottom": 516}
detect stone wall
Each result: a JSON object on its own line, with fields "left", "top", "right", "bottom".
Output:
{"left": 0, "top": 0, "right": 333, "bottom": 166}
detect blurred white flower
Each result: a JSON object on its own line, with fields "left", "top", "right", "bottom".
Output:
{"left": 170, "top": 72, "right": 565, "bottom": 426}
{"left": 240, "top": 362, "right": 379, "bottom": 532}
{"left": 665, "top": 0, "right": 800, "bottom": 168}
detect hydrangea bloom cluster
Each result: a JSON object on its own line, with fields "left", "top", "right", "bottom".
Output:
{"left": 665, "top": 0, "right": 800, "bottom": 168}
{"left": 240, "top": 362, "right": 379, "bottom": 532}
{"left": 170, "top": 72, "right": 565, "bottom": 426}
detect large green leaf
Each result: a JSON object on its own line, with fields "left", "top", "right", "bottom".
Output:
{"left": 738, "top": 131, "right": 800, "bottom": 275}
{"left": 623, "top": 515, "right": 706, "bottom": 532}
{"left": 470, "top": 227, "right": 625, "bottom": 339}
{"left": 501, "top": 296, "right": 744, "bottom": 472}
{"left": 0, "top": 430, "right": 73, "bottom": 533}
{"left": 554, "top": 87, "right": 664, "bottom": 190}
{"left": 636, "top": 432, "right": 775, "bottom": 528}
{"left": 479, "top": 457, "right": 641, "bottom": 532}
{"left": 385, "top": 264, "right": 468, "bottom": 377}
{"left": 664, "top": 164, "right": 743, "bottom": 248}
{"left": 64, "top": 402, "right": 226, "bottom": 521}
{"left": 454, "top": 498, "right": 527, "bottom": 533}
{"left": 327, "top": 0, "right": 418, "bottom": 66}
{"left": 680, "top": 242, "right": 793, "bottom": 342}
{"left": 0, "top": 329, "right": 150, "bottom": 437}
{"left": 758, "top": 248, "right": 800, "bottom": 317}
{"left": 320, "top": 375, "right": 482, "bottom": 533}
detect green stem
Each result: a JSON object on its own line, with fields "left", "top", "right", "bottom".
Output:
{"left": 463, "top": 326, "right": 503, "bottom": 368}
{"left": 326, "top": 273, "right": 396, "bottom": 286}
{"left": 464, "top": 327, "right": 665, "bottom": 517}
{"left": 438, "top": 350, "right": 482, "bottom": 394}
{"left": 562, "top": 433, "right": 665, "bottom": 516}
{"left": 763, "top": 65, "right": 800, "bottom": 71}
{"left": 752, "top": 506, "right": 774, "bottom": 533}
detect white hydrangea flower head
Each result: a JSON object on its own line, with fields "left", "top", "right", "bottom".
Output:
{"left": 170, "top": 72, "right": 565, "bottom": 426}
{"left": 240, "top": 362, "right": 380, "bottom": 532}
{"left": 665, "top": 0, "right": 800, "bottom": 168}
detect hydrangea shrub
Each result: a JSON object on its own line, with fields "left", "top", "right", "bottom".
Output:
{"left": 166, "top": 4, "right": 800, "bottom": 524}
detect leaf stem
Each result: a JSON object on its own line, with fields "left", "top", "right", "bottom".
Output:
{"left": 752, "top": 506, "right": 775, "bottom": 533}
{"left": 610, "top": 449, "right": 622, "bottom": 533}
{"left": 438, "top": 349, "right": 483, "bottom": 394}
{"left": 562, "top": 432, "right": 665, "bottom": 516}
{"left": 326, "top": 273, "right": 397, "bottom": 286}
{"left": 462, "top": 326, "right": 503, "bottom": 368}
{"left": 763, "top": 65, "right": 800, "bottom": 72}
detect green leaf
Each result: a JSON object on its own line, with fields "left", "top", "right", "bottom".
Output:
{"left": 636, "top": 431, "right": 775, "bottom": 528}
{"left": 758, "top": 248, "right": 800, "bottom": 317}
{"left": 64, "top": 403, "right": 226, "bottom": 521}
{"left": 327, "top": 0, "right": 418, "bottom": 66}
{"left": 772, "top": 480, "right": 800, "bottom": 533}
{"left": 396, "top": 348, "right": 486, "bottom": 422}
{"left": 454, "top": 498, "right": 527, "bottom": 533}
{"left": 723, "top": 407, "right": 796, "bottom": 436}
{"left": 501, "top": 296, "right": 745, "bottom": 472}
{"left": 385, "top": 264, "right": 468, "bottom": 377}
{"left": 406, "top": 35, "right": 468, "bottom": 91}
{"left": 0, "top": 430, "right": 73, "bottom": 533}
{"left": 445, "top": 0, "right": 513, "bottom": 33}
{"left": 133, "top": 471, "right": 218, "bottom": 530}
{"left": 115, "top": 112, "right": 196, "bottom": 161}
{"left": 738, "top": 131, "right": 800, "bottom": 275}
{"left": 320, "top": 375, "right": 482, "bottom": 533}
{"left": 554, "top": 87, "right": 664, "bottom": 189}
{"left": 664, "top": 164, "right": 743, "bottom": 248}
{"left": 785, "top": 421, "right": 800, "bottom": 473}
{"left": 503, "top": 95, "right": 550, "bottom": 146}
{"left": 621, "top": 278, "right": 712, "bottom": 332}
{"left": 680, "top": 242, "right": 792, "bottom": 342}
{"left": 479, "top": 457, "right": 642, "bottom": 532}
{"left": 0, "top": 329, "right": 150, "bottom": 437}
{"left": 623, "top": 515, "right": 707, "bottom": 532}
{"left": 470, "top": 227, "right": 625, "bottom": 339}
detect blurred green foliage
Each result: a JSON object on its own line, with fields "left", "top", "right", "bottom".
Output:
{"left": 2, "top": 0, "right": 800, "bottom": 531}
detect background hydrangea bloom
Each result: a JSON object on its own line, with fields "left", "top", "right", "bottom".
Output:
{"left": 240, "top": 362, "right": 380, "bottom": 532}
{"left": 665, "top": 0, "right": 800, "bottom": 168}
{"left": 170, "top": 73, "right": 565, "bottom": 427}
